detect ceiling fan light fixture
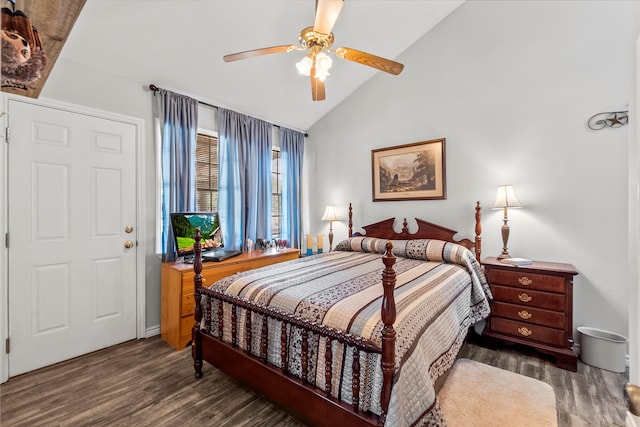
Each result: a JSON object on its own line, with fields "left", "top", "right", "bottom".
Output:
{"left": 315, "top": 52, "right": 332, "bottom": 72}
{"left": 296, "top": 55, "right": 313, "bottom": 76}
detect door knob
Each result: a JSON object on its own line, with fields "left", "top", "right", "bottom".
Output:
{"left": 125, "top": 226, "right": 133, "bottom": 233}
{"left": 124, "top": 240, "right": 134, "bottom": 248}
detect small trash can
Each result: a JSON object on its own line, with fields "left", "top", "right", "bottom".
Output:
{"left": 577, "top": 326, "right": 628, "bottom": 373}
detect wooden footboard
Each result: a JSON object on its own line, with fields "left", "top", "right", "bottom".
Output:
{"left": 192, "top": 230, "right": 398, "bottom": 426}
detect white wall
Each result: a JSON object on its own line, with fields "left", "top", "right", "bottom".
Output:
{"left": 307, "top": 1, "right": 639, "bottom": 347}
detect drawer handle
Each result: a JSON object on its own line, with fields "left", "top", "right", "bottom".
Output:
{"left": 518, "top": 327, "right": 532, "bottom": 337}
{"left": 518, "top": 293, "right": 532, "bottom": 303}
{"left": 518, "top": 310, "right": 532, "bottom": 320}
{"left": 519, "top": 276, "right": 532, "bottom": 286}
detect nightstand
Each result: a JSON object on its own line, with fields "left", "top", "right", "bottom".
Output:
{"left": 482, "top": 257, "right": 579, "bottom": 371}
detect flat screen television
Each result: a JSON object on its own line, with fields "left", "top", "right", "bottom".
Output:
{"left": 170, "top": 212, "right": 223, "bottom": 258}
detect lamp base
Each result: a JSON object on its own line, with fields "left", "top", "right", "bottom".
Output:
{"left": 328, "top": 229, "right": 334, "bottom": 252}
{"left": 498, "top": 219, "right": 511, "bottom": 260}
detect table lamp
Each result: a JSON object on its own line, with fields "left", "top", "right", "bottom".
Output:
{"left": 321, "top": 205, "right": 339, "bottom": 251}
{"left": 492, "top": 185, "right": 522, "bottom": 259}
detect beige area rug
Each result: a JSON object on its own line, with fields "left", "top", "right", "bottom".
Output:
{"left": 439, "top": 358, "right": 558, "bottom": 427}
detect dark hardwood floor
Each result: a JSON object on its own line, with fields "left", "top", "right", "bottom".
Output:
{"left": 0, "top": 333, "right": 629, "bottom": 426}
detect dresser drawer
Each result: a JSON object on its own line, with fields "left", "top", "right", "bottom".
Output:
{"left": 487, "top": 269, "right": 565, "bottom": 293}
{"left": 180, "top": 264, "right": 256, "bottom": 294}
{"left": 491, "top": 284, "right": 565, "bottom": 311}
{"left": 182, "top": 293, "right": 195, "bottom": 316}
{"left": 490, "top": 301, "right": 565, "bottom": 329}
{"left": 181, "top": 315, "right": 195, "bottom": 338}
{"left": 490, "top": 317, "right": 566, "bottom": 347}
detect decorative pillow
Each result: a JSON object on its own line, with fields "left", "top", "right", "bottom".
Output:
{"left": 334, "top": 237, "right": 469, "bottom": 263}
{"left": 334, "top": 236, "right": 393, "bottom": 254}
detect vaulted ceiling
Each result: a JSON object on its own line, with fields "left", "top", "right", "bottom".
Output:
{"left": 59, "top": 0, "right": 464, "bottom": 131}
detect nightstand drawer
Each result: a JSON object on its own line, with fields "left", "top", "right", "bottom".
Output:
{"left": 487, "top": 269, "right": 565, "bottom": 293}
{"left": 491, "top": 301, "right": 565, "bottom": 329}
{"left": 490, "top": 317, "right": 566, "bottom": 347}
{"left": 491, "top": 285, "right": 565, "bottom": 311}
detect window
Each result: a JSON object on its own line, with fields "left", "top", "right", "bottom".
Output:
{"left": 271, "top": 148, "right": 281, "bottom": 238}
{"left": 195, "top": 133, "right": 218, "bottom": 211}
{"left": 196, "top": 132, "right": 283, "bottom": 239}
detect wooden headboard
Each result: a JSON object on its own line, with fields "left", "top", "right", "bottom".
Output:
{"left": 347, "top": 202, "right": 482, "bottom": 261}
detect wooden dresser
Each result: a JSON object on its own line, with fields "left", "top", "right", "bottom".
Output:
{"left": 481, "top": 257, "right": 579, "bottom": 371}
{"left": 161, "top": 248, "right": 300, "bottom": 350}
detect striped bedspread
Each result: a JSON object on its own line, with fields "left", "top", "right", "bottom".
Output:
{"left": 202, "top": 237, "right": 492, "bottom": 426}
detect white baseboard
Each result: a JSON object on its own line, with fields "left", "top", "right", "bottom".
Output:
{"left": 145, "top": 325, "right": 160, "bottom": 338}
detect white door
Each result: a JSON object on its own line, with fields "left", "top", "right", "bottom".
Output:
{"left": 7, "top": 99, "right": 138, "bottom": 376}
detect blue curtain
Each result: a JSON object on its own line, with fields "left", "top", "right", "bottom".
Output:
{"left": 217, "top": 108, "right": 273, "bottom": 250}
{"left": 157, "top": 89, "right": 199, "bottom": 261}
{"left": 279, "top": 128, "right": 305, "bottom": 250}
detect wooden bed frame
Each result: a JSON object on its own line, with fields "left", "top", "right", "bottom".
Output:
{"left": 191, "top": 202, "right": 482, "bottom": 426}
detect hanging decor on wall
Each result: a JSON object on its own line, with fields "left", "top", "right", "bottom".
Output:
{"left": 371, "top": 138, "right": 446, "bottom": 202}
{"left": 587, "top": 110, "right": 628, "bottom": 130}
{"left": 1, "top": 0, "right": 86, "bottom": 99}
{"left": 1, "top": 2, "right": 46, "bottom": 90}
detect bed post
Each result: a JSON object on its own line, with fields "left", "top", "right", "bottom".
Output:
{"left": 192, "top": 228, "right": 203, "bottom": 378}
{"left": 348, "top": 203, "right": 353, "bottom": 237}
{"left": 474, "top": 201, "right": 482, "bottom": 262}
{"left": 379, "top": 241, "right": 397, "bottom": 424}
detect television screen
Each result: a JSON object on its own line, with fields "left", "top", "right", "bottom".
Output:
{"left": 170, "top": 212, "right": 224, "bottom": 257}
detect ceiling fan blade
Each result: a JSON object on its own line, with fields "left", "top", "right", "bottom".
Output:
{"left": 335, "top": 47, "right": 404, "bottom": 75}
{"left": 223, "top": 45, "right": 294, "bottom": 62}
{"left": 313, "top": 0, "right": 344, "bottom": 35}
{"left": 310, "top": 62, "right": 326, "bottom": 101}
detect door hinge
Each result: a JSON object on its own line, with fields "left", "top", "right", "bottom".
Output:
{"left": 5, "top": 338, "right": 9, "bottom": 354}
{"left": 5, "top": 232, "right": 8, "bottom": 249}
{"left": 5, "top": 127, "right": 9, "bottom": 143}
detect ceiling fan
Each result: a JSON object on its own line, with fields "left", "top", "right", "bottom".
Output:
{"left": 223, "top": 0, "right": 404, "bottom": 101}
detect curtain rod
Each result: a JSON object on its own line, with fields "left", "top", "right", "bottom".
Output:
{"left": 148, "top": 84, "right": 308, "bottom": 137}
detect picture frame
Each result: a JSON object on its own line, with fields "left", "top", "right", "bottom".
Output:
{"left": 371, "top": 138, "right": 446, "bottom": 201}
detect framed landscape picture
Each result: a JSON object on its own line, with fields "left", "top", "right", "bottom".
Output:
{"left": 371, "top": 138, "right": 446, "bottom": 201}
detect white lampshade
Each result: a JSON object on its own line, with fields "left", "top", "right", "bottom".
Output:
{"left": 321, "top": 205, "right": 338, "bottom": 221}
{"left": 296, "top": 56, "right": 313, "bottom": 76}
{"left": 315, "top": 52, "right": 332, "bottom": 80}
{"left": 492, "top": 185, "right": 523, "bottom": 209}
